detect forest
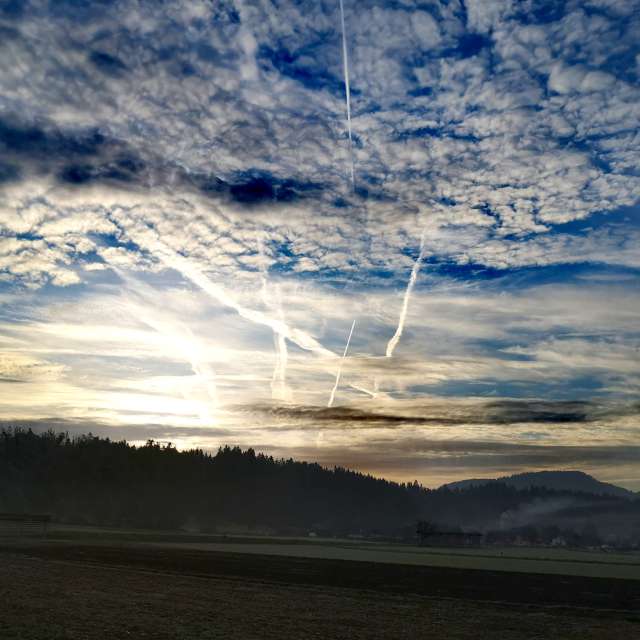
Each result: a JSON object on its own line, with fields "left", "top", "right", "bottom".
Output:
{"left": 1, "top": 428, "right": 638, "bottom": 546}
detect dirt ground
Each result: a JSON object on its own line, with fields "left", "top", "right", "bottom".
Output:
{"left": 0, "top": 542, "right": 638, "bottom": 639}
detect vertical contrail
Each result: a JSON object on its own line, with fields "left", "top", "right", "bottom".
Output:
{"left": 339, "top": 0, "right": 355, "bottom": 190}
{"left": 258, "top": 239, "right": 290, "bottom": 402}
{"left": 271, "top": 327, "right": 289, "bottom": 401}
{"left": 328, "top": 319, "right": 356, "bottom": 407}
{"left": 385, "top": 233, "right": 425, "bottom": 358}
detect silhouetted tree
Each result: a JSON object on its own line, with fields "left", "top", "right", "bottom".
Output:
{"left": 0, "top": 427, "right": 636, "bottom": 544}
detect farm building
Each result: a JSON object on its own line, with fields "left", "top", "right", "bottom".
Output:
{"left": 0, "top": 513, "right": 50, "bottom": 537}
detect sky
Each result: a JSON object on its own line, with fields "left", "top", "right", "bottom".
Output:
{"left": 1, "top": 0, "right": 639, "bottom": 489}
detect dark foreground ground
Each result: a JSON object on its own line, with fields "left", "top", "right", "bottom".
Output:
{"left": 1, "top": 540, "right": 639, "bottom": 639}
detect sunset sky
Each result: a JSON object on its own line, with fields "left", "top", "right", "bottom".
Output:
{"left": 1, "top": 0, "right": 639, "bottom": 488}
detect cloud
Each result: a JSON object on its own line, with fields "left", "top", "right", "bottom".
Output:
{"left": 88, "top": 50, "right": 128, "bottom": 77}
{"left": 1, "top": 0, "right": 640, "bottom": 487}
{"left": 548, "top": 63, "right": 616, "bottom": 95}
{"left": 243, "top": 396, "right": 639, "bottom": 427}
{"left": 2, "top": 408, "right": 639, "bottom": 489}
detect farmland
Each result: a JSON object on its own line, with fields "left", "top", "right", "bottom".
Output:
{"left": 1, "top": 528, "right": 639, "bottom": 639}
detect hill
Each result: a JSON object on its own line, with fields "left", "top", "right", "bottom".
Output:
{"left": 444, "top": 471, "right": 635, "bottom": 499}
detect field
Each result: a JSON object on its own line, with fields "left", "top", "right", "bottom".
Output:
{"left": 1, "top": 528, "right": 639, "bottom": 639}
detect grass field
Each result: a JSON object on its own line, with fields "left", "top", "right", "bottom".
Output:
{"left": 1, "top": 528, "right": 639, "bottom": 639}
{"left": 43, "top": 524, "right": 640, "bottom": 580}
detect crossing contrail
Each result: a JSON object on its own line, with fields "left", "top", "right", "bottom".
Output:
{"left": 328, "top": 319, "right": 356, "bottom": 407}
{"left": 108, "top": 215, "right": 336, "bottom": 360}
{"left": 107, "top": 219, "right": 380, "bottom": 401}
{"left": 339, "top": 0, "right": 355, "bottom": 190}
{"left": 157, "top": 250, "right": 334, "bottom": 357}
{"left": 385, "top": 233, "right": 426, "bottom": 357}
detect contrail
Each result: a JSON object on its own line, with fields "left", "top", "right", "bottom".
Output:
{"left": 109, "top": 216, "right": 336, "bottom": 360}
{"left": 328, "top": 319, "right": 356, "bottom": 407}
{"left": 349, "top": 381, "right": 377, "bottom": 398}
{"left": 271, "top": 329, "right": 289, "bottom": 401}
{"left": 157, "top": 248, "right": 333, "bottom": 357}
{"left": 107, "top": 218, "right": 379, "bottom": 399}
{"left": 385, "top": 233, "right": 425, "bottom": 357}
{"left": 258, "top": 239, "right": 290, "bottom": 401}
{"left": 339, "top": 0, "right": 355, "bottom": 190}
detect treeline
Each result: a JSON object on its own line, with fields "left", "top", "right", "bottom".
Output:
{"left": 1, "top": 428, "right": 638, "bottom": 544}
{"left": 0, "top": 428, "right": 425, "bottom": 534}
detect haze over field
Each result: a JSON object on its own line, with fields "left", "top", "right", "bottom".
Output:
{"left": 1, "top": 0, "right": 639, "bottom": 489}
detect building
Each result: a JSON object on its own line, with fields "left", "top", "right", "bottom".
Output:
{"left": 0, "top": 513, "right": 50, "bottom": 538}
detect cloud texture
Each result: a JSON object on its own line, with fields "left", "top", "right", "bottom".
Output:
{"left": 1, "top": 0, "right": 639, "bottom": 487}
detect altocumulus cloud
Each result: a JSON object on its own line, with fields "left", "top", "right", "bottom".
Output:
{"left": 1, "top": 0, "right": 639, "bottom": 488}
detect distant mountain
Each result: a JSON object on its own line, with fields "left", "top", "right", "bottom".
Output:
{"left": 444, "top": 470, "right": 635, "bottom": 499}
